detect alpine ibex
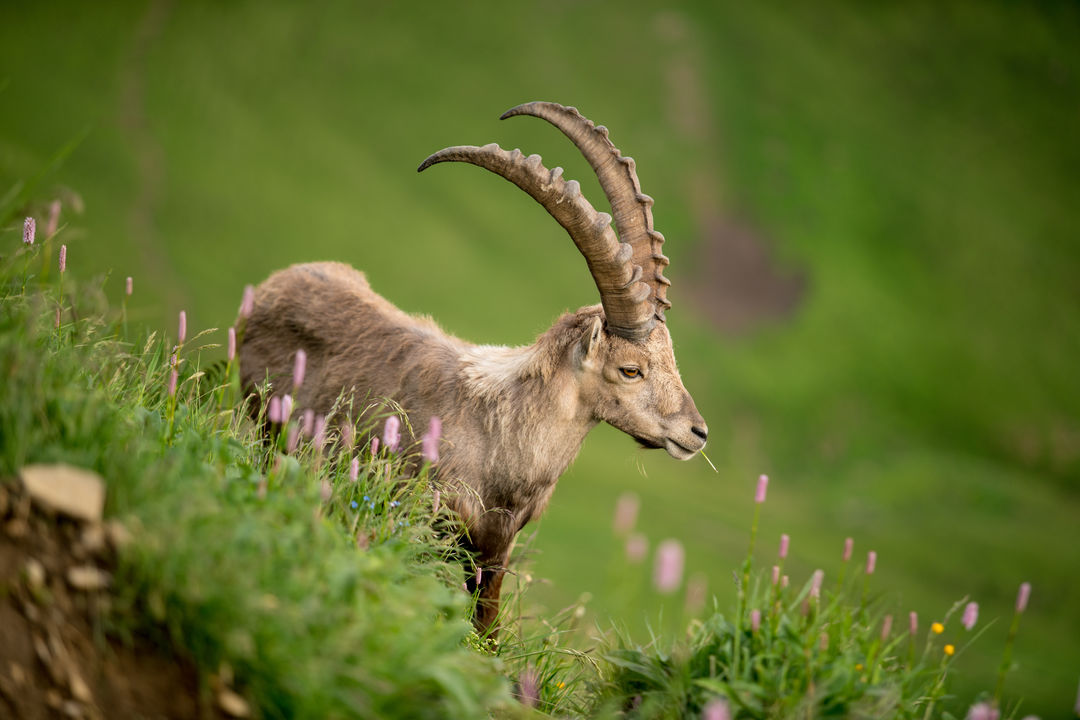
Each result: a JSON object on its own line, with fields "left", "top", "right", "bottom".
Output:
{"left": 239, "top": 102, "right": 707, "bottom": 632}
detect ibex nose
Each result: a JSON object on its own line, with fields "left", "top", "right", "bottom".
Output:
{"left": 691, "top": 425, "right": 708, "bottom": 442}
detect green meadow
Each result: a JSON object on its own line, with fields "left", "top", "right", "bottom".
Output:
{"left": 2, "top": 1, "right": 1077, "bottom": 715}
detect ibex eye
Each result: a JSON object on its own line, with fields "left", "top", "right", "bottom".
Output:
{"left": 619, "top": 367, "right": 641, "bottom": 379}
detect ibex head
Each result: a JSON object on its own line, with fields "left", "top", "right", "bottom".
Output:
{"left": 420, "top": 101, "right": 707, "bottom": 460}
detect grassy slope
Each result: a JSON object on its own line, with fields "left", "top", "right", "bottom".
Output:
{"left": 2, "top": 0, "right": 1078, "bottom": 714}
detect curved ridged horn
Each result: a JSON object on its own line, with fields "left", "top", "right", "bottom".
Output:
{"left": 501, "top": 102, "right": 672, "bottom": 323}
{"left": 419, "top": 144, "right": 655, "bottom": 338}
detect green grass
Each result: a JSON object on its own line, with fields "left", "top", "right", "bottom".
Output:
{"left": 2, "top": 1, "right": 1078, "bottom": 715}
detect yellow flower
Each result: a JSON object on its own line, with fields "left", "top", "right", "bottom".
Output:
{"left": 931, "top": 622, "right": 944, "bottom": 634}
{"left": 556, "top": 681, "right": 565, "bottom": 689}
{"left": 944, "top": 644, "right": 955, "bottom": 656}
{"left": 855, "top": 663, "right": 864, "bottom": 671}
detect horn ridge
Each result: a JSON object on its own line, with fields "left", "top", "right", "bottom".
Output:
{"left": 501, "top": 101, "right": 671, "bottom": 323}
{"left": 418, "top": 143, "right": 654, "bottom": 337}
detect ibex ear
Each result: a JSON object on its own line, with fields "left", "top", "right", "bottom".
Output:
{"left": 578, "top": 316, "right": 603, "bottom": 364}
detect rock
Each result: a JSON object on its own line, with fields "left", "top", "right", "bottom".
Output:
{"left": 19, "top": 464, "right": 105, "bottom": 523}
{"left": 79, "top": 524, "right": 107, "bottom": 555}
{"left": 66, "top": 566, "right": 111, "bottom": 592}
{"left": 68, "top": 667, "right": 93, "bottom": 704}
{"left": 8, "top": 661, "right": 26, "bottom": 687}
{"left": 24, "top": 557, "right": 46, "bottom": 591}
{"left": 217, "top": 688, "right": 251, "bottom": 718}
{"left": 104, "top": 520, "right": 132, "bottom": 550}
{"left": 4, "top": 518, "right": 28, "bottom": 539}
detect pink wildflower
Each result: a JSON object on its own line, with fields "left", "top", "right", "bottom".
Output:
{"left": 810, "top": 569, "right": 824, "bottom": 599}
{"left": 267, "top": 396, "right": 282, "bottom": 424}
{"left": 349, "top": 456, "right": 360, "bottom": 482}
{"left": 613, "top": 491, "right": 639, "bottom": 535}
{"left": 866, "top": 550, "right": 877, "bottom": 575}
{"left": 292, "top": 349, "right": 306, "bottom": 388}
{"left": 625, "top": 533, "right": 648, "bottom": 563}
{"left": 750, "top": 609, "right": 761, "bottom": 633}
{"left": 382, "top": 415, "right": 401, "bottom": 452}
{"left": 302, "top": 409, "right": 315, "bottom": 436}
{"left": 239, "top": 284, "right": 255, "bottom": 318}
{"left": 313, "top": 415, "right": 326, "bottom": 448}
{"left": 319, "top": 479, "right": 332, "bottom": 502}
{"left": 168, "top": 368, "right": 178, "bottom": 398}
{"left": 23, "top": 217, "right": 35, "bottom": 245}
{"left": 962, "top": 601, "right": 979, "bottom": 631}
{"left": 966, "top": 702, "right": 1000, "bottom": 720}
{"left": 881, "top": 614, "right": 893, "bottom": 640}
{"left": 909, "top": 611, "right": 918, "bottom": 636}
{"left": 227, "top": 327, "right": 236, "bottom": 363}
{"left": 341, "top": 422, "right": 355, "bottom": 450}
{"left": 518, "top": 667, "right": 539, "bottom": 709}
{"left": 46, "top": 200, "right": 60, "bottom": 237}
{"left": 702, "top": 698, "right": 731, "bottom": 720}
{"left": 286, "top": 426, "right": 299, "bottom": 453}
{"left": 781, "top": 575, "right": 789, "bottom": 589}
{"left": 370, "top": 436, "right": 380, "bottom": 455}
{"left": 177, "top": 310, "right": 186, "bottom": 344}
{"left": 843, "top": 537, "right": 854, "bottom": 562}
{"left": 280, "top": 394, "right": 293, "bottom": 421}
{"left": 653, "top": 539, "right": 685, "bottom": 594}
{"left": 771, "top": 565, "right": 780, "bottom": 586}
{"left": 58, "top": 244, "right": 67, "bottom": 273}
{"left": 779, "top": 533, "right": 790, "bottom": 559}
{"left": 1016, "top": 582, "right": 1031, "bottom": 613}
{"left": 421, "top": 415, "right": 441, "bottom": 462}
{"left": 126, "top": 276, "right": 133, "bottom": 296}
{"left": 755, "top": 474, "right": 768, "bottom": 503}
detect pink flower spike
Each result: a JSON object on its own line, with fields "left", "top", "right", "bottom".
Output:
{"left": 702, "top": 698, "right": 731, "bottom": 720}
{"left": 755, "top": 474, "right": 768, "bottom": 503}
{"left": 962, "top": 601, "right": 979, "bottom": 631}
{"left": 267, "top": 396, "right": 282, "bottom": 424}
{"left": 281, "top": 394, "right": 293, "bottom": 422}
{"left": 341, "top": 422, "right": 355, "bottom": 450}
{"left": 292, "top": 349, "right": 306, "bottom": 388}
{"left": 865, "top": 550, "right": 877, "bottom": 575}
{"left": 1016, "top": 582, "right": 1031, "bottom": 613}
{"left": 781, "top": 575, "right": 789, "bottom": 589}
{"left": 319, "top": 479, "right": 332, "bottom": 502}
{"left": 126, "top": 276, "right": 133, "bottom": 296}
{"left": 779, "top": 533, "right": 790, "bottom": 559}
{"left": 46, "top": 200, "right": 60, "bottom": 237}
{"left": 227, "top": 327, "right": 236, "bottom": 362}
{"left": 239, "top": 284, "right": 255, "bottom": 318}
{"left": 653, "top": 539, "right": 685, "bottom": 593}
{"left": 370, "top": 436, "right": 380, "bottom": 455}
{"left": 286, "top": 426, "right": 299, "bottom": 454}
{"left": 421, "top": 415, "right": 441, "bottom": 462}
{"left": 302, "top": 409, "right": 315, "bottom": 437}
{"left": 771, "top": 565, "right": 780, "bottom": 586}
{"left": 842, "top": 537, "right": 854, "bottom": 562}
{"left": 23, "top": 217, "right": 35, "bottom": 245}
{"left": 518, "top": 667, "right": 539, "bottom": 709}
{"left": 625, "top": 533, "right": 648, "bottom": 563}
{"left": 966, "top": 701, "right": 1000, "bottom": 720}
{"left": 750, "top": 608, "right": 761, "bottom": 633}
{"left": 880, "top": 614, "right": 893, "bottom": 640}
{"left": 432, "top": 489, "right": 440, "bottom": 515}
{"left": 349, "top": 456, "right": 360, "bottom": 482}
{"left": 909, "top": 611, "right": 918, "bottom": 636}
{"left": 167, "top": 368, "right": 178, "bottom": 397}
{"left": 810, "top": 569, "right": 824, "bottom": 599}
{"left": 613, "top": 491, "right": 640, "bottom": 535}
{"left": 58, "top": 244, "right": 67, "bottom": 273}
{"left": 313, "top": 415, "right": 326, "bottom": 448}
{"left": 177, "top": 310, "right": 186, "bottom": 344}
{"left": 382, "top": 415, "right": 401, "bottom": 452}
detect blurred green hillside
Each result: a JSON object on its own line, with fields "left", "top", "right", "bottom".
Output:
{"left": 2, "top": 1, "right": 1078, "bottom": 715}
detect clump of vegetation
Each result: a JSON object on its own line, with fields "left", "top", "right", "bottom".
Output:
{"left": 0, "top": 214, "right": 1051, "bottom": 718}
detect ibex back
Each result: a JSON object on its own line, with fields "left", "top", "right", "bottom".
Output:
{"left": 240, "top": 102, "right": 707, "bottom": 633}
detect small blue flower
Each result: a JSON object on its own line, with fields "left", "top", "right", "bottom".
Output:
{"left": 390, "top": 500, "right": 400, "bottom": 508}
{"left": 369, "top": 503, "right": 375, "bottom": 510}
{"left": 350, "top": 500, "right": 358, "bottom": 509}
{"left": 363, "top": 495, "right": 370, "bottom": 502}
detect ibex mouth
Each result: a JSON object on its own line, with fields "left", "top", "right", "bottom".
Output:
{"left": 664, "top": 438, "right": 702, "bottom": 461}
{"left": 631, "top": 434, "right": 665, "bottom": 450}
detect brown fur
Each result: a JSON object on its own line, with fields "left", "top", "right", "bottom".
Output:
{"left": 240, "top": 260, "right": 706, "bottom": 632}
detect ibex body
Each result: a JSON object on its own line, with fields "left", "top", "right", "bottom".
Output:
{"left": 240, "top": 102, "right": 707, "bottom": 632}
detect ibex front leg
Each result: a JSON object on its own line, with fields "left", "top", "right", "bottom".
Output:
{"left": 461, "top": 512, "right": 518, "bottom": 637}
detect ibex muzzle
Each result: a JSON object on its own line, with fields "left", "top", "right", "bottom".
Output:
{"left": 240, "top": 102, "right": 706, "bottom": 634}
